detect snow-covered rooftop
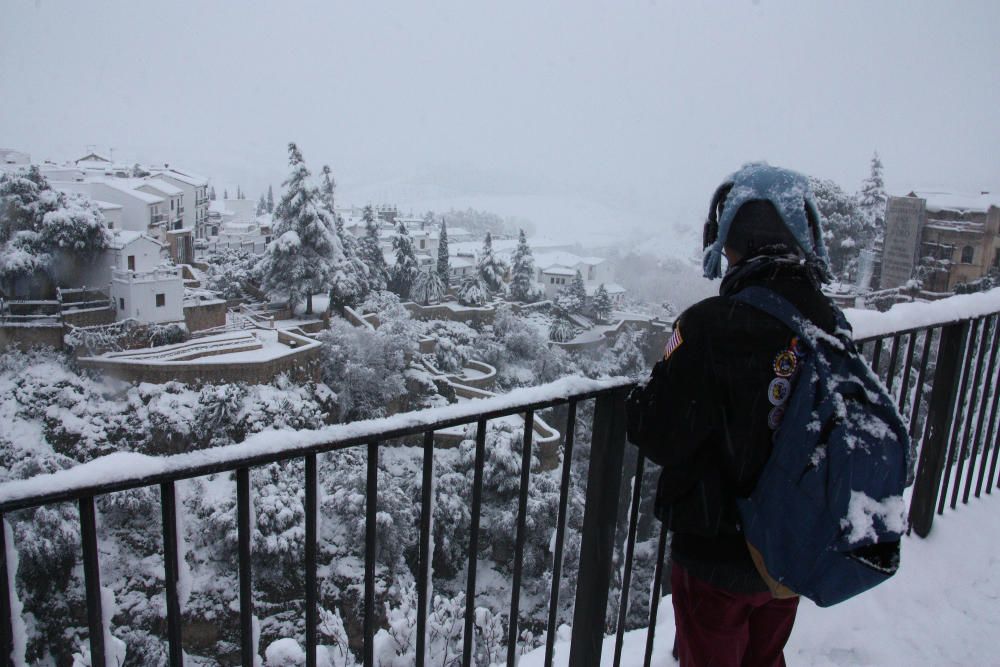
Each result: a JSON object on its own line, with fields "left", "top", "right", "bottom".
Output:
{"left": 92, "top": 199, "right": 122, "bottom": 211}
{"left": 107, "top": 230, "right": 162, "bottom": 249}
{"left": 150, "top": 168, "right": 209, "bottom": 187}
{"left": 906, "top": 190, "right": 1000, "bottom": 214}
{"left": 535, "top": 250, "right": 606, "bottom": 270}
{"left": 133, "top": 178, "right": 183, "bottom": 197}
{"left": 542, "top": 266, "right": 577, "bottom": 277}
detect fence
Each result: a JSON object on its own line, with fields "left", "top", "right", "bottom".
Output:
{"left": 1, "top": 302, "right": 999, "bottom": 666}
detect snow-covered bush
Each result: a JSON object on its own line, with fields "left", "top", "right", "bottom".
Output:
{"left": 457, "top": 274, "right": 489, "bottom": 307}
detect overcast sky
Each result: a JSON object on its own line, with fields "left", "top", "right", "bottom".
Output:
{"left": 2, "top": 0, "right": 998, "bottom": 235}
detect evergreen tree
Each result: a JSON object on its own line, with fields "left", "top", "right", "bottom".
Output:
{"left": 359, "top": 204, "right": 388, "bottom": 290}
{"left": 320, "top": 165, "right": 336, "bottom": 211}
{"left": 236, "top": 185, "right": 243, "bottom": 200}
{"left": 412, "top": 267, "right": 446, "bottom": 305}
{"left": 590, "top": 283, "right": 613, "bottom": 323}
{"left": 457, "top": 274, "right": 489, "bottom": 306}
{"left": 318, "top": 166, "right": 369, "bottom": 309}
{"left": 256, "top": 194, "right": 267, "bottom": 216}
{"left": 509, "top": 229, "right": 536, "bottom": 302}
{"left": 209, "top": 185, "right": 216, "bottom": 201}
{"left": 810, "top": 176, "right": 868, "bottom": 281}
{"left": 476, "top": 231, "right": 506, "bottom": 292}
{"left": 436, "top": 220, "right": 450, "bottom": 288}
{"left": 554, "top": 270, "right": 587, "bottom": 313}
{"left": 257, "top": 142, "right": 345, "bottom": 315}
{"left": 389, "top": 220, "right": 420, "bottom": 299}
{"left": 859, "top": 151, "right": 887, "bottom": 236}
{"left": 266, "top": 185, "right": 274, "bottom": 213}
{"left": 223, "top": 188, "right": 229, "bottom": 200}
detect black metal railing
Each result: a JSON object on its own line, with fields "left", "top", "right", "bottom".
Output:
{"left": 1, "top": 306, "right": 1000, "bottom": 666}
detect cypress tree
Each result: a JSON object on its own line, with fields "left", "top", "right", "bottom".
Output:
{"left": 359, "top": 204, "right": 388, "bottom": 290}
{"left": 509, "top": 228, "right": 536, "bottom": 302}
{"left": 437, "top": 220, "right": 450, "bottom": 288}
{"left": 390, "top": 220, "right": 420, "bottom": 299}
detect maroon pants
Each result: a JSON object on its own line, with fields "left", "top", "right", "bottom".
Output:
{"left": 671, "top": 562, "right": 799, "bottom": 667}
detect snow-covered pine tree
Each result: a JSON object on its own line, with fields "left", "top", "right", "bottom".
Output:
{"left": 266, "top": 184, "right": 274, "bottom": 213}
{"left": 319, "top": 164, "right": 369, "bottom": 310}
{"left": 436, "top": 220, "right": 450, "bottom": 288}
{"left": 209, "top": 185, "right": 216, "bottom": 200}
{"left": 476, "top": 231, "right": 506, "bottom": 292}
{"left": 457, "top": 274, "right": 489, "bottom": 306}
{"left": 256, "top": 193, "right": 267, "bottom": 216}
{"left": 236, "top": 185, "right": 243, "bottom": 200}
{"left": 223, "top": 188, "right": 229, "bottom": 200}
{"left": 359, "top": 204, "right": 389, "bottom": 290}
{"left": 554, "top": 270, "right": 587, "bottom": 313}
{"left": 810, "top": 176, "right": 868, "bottom": 281}
{"left": 509, "top": 228, "right": 536, "bottom": 302}
{"left": 590, "top": 283, "right": 612, "bottom": 323}
{"left": 257, "top": 142, "right": 345, "bottom": 314}
{"left": 390, "top": 220, "right": 420, "bottom": 299}
{"left": 411, "top": 267, "right": 445, "bottom": 305}
{"left": 859, "top": 151, "right": 887, "bottom": 237}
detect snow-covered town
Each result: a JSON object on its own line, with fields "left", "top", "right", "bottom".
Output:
{"left": 2, "top": 3, "right": 1000, "bottom": 667}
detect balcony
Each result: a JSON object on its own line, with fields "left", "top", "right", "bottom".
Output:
{"left": 111, "top": 266, "right": 183, "bottom": 282}
{"left": 150, "top": 212, "right": 167, "bottom": 225}
{"left": 1, "top": 300, "right": 999, "bottom": 666}
{"left": 177, "top": 206, "right": 185, "bottom": 215}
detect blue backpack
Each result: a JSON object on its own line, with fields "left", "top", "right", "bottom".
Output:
{"left": 731, "top": 287, "right": 910, "bottom": 607}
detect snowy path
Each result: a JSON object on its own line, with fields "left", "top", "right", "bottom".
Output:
{"left": 521, "top": 492, "right": 1000, "bottom": 666}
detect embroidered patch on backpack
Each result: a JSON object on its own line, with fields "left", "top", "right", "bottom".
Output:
{"left": 663, "top": 325, "right": 684, "bottom": 361}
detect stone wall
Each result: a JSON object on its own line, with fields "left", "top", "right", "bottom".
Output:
{"left": 62, "top": 307, "right": 116, "bottom": 328}
{"left": 184, "top": 300, "right": 227, "bottom": 332}
{"left": 403, "top": 302, "right": 496, "bottom": 327}
{"left": 0, "top": 324, "right": 64, "bottom": 351}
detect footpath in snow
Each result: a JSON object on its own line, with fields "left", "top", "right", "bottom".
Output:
{"left": 522, "top": 492, "right": 1000, "bottom": 666}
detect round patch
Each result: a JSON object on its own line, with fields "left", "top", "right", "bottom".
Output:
{"left": 767, "top": 405, "right": 786, "bottom": 430}
{"left": 768, "top": 377, "right": 792, "bottom": 406}
{"left": 773, "top": 350, "right": 798, "bottom": 377}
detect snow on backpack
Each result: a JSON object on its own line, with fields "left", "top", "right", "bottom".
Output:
{"left": 732, "top": 286, "right": 910, "bottom": 607}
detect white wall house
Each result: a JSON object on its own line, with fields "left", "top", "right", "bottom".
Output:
{"left": 77, "top": 231, "right": 166, "bottom": 290}
{"left": 134, "top": 179, "right": 184, "bottom": 230}
{"left": 93, "top": 201, "right": 123, "bottom": 230}
{"left": 111, "top": 265, "right": 185, "bottom": 324}
{"left": 53, "top": 179, "right": 166, "bottom": 236}
{"left": 148, "top": 168, "right": 210, "bottom": 239}
{"left": 535, "top": 251, "right": 621, "bottom": 301}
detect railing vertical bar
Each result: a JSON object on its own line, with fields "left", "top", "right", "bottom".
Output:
{"left": 237, "top": 467, "right": 254, "bottom": 667}
{"left": 569, "top": 387, "right": 629, "bottom": 667}
{"left": 305, "top": 454, "right": 318, "bottom": 667}
{"left": 642, "top": 523, "right": 669, "bottom": 667}
{"left": 1, "top": 513, "right": 14, "bottom": 667}
{"left": 160, "top": 482, "right": 183, "bottom": 667}
{"left": 416, "top": 431, "right": 435, "bottom": 667}
{"left": 506, "top": 410, "right": 536, "bottom": 667}
{"left": 941, "top": 319, "right": 978, "bottom": 512}
{"left": 951, "top": 317, "right": 989, "bottom": 508}
{"left": 79, "top": 496, "right": 106, "bottom": 667}
{"left": 897, "top": 332, "right": 917, "bottom": 414}
{"left": 365, "top": 443, "right": 379, "bottom": 667}
{"left": 885, "top": 334, "right": 902, "bottom": 394}
{"left": 966, "top": 315, "right": 1000, "bottom": 501}
{"left": 613, "top": 455, "right": 646, "bottom": 667}
{"left": 870, "top": 337, "right": 884, "bottom": 377}
{"left": 544, "top": 400, "right": 577, "bottom": 667}
{"left": 910, "top": 321, "right": 967, "bottom": 536}
{"left": 976, "top": 320, "right": 1000, "bottom": 496}
{"left": 909, "top": 327, "right": 937, "bottom": 441}
{"left": 462, "top": 418, "right": 488, "bottom": 667}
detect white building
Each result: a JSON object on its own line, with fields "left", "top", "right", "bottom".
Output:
{"left": 111, "top": 265, "right": 185, "bottom": 324}
{"left": 148, "top": 167, "right": 210, "bottom": 239}
{"left": 534, "top": 251, "right": 619, "bottom": 301}
{"left": 53, "top": 179, "right": 167, "bottom": 235}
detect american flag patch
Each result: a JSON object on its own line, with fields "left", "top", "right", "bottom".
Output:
{"left": 663, "top": 325, "right": 684, "bottom": 361}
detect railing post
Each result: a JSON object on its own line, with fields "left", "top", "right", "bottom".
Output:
{"left": 80, "top": 496, "right": 106, "bottom": 667}
{"left": 160, "top": 482, "right": 183, "bottom": 667}
{"left": 909, "top": 321, "right": 968, "bottom": 537}
{"left": 569, "top": 388, "right": 629, "bottom": 667}
{"left": 1, "top": 514, "right": 13, "bottom": 667}
{"left": 237, "top": 468, "right": 254, "bottom": 667}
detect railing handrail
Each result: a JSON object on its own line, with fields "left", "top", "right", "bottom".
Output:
{"left": 0, "top": 375, "right": 632, "bottom": 513}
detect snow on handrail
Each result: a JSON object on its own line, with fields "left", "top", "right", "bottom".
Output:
{"left": 0, "top": 375, "right": 632, "bottom": 511}
{"left": 846, "top": 287, "right": 1000, "bottom": 341}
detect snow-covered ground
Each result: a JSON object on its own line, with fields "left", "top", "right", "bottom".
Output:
{"left": 522, "top": 493, "right": 1000, "bottom": 666}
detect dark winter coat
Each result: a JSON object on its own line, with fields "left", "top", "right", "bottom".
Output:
{"left": 635, "top": 253, "right": 842, "bottom": 593}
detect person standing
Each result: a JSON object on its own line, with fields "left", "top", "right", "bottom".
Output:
{"left": 628, "top": 164, "right": 839, "bottom": 666}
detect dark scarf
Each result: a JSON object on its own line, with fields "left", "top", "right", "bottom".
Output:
{"left": 719, "top": 249, "right": 825, "bottom": 298}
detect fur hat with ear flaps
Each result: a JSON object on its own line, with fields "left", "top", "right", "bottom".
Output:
{"left": 702, "top": 163, "right": 832, "bottom": 282}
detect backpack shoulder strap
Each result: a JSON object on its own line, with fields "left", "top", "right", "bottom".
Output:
{"left": 730, "top": 286, "right": 810, "bottom": 340}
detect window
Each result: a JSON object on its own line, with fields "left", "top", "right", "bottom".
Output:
{"left": 171, "top": 200, "right": 174, "bottom": 210}
{"left": 993, "top": 248, "right": 1000, "bottom": 268}
{"left": 119, "top": 297, "right": 125, "bottom": 310}
{"left": 108, "top": 221, "right": 114, "bottom": 229}
{"left": 156, "top": 293, "right": 166, "bottom": 307}
{"left": 127, "top": 255, "right": 135, "bottom": 271}
{"left": 961, "top": 245, "right": 975, "bottom": 264}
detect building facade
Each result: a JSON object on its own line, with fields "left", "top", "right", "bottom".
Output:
{"left": 881, "top": 192, "right": 1000, "bottom": 293}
